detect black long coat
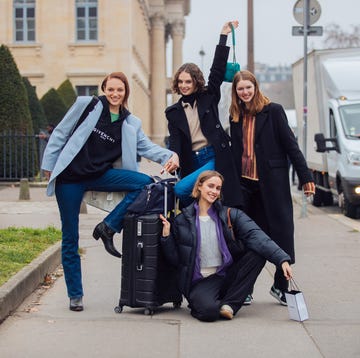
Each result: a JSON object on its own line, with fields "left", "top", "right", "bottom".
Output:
{"left": 230, "top": 103, "right": 313, "bottom": 262}
{"left": 165, "top": 45, "right": 242, "bottom": 207}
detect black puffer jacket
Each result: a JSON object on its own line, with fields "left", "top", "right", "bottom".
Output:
{"left": 161, "top": 200, "right": 291, "bottom": 298}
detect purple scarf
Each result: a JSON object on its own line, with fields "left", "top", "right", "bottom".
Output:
{"left": 192, "top": 202, "right": 233, "bottom": 282}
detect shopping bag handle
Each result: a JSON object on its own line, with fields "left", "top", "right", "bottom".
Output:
{"left": 289, "top": 277, "right": 301, "bottom": 291}
{"left": 229, "top": 22, "right": 237, "bottom": 64}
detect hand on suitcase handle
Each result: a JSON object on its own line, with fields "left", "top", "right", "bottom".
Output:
{"left": 160, "top": 214, "right": 171, "bottom": 237}
{"left": 161, "top": 153, "right": 179, "bottom": 174}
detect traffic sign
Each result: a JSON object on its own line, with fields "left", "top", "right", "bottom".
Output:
{"left": 292, "top": 26, "right": 323, "bottom": 36}
{"left": 293, "top": 0, "right": 321, "bottom": 26}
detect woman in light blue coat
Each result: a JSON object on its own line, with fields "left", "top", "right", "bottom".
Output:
{"left": 41, "top": 72, "right": 179, "bottom": 311}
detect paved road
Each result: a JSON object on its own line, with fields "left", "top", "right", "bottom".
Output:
{"left": 0, "top": 160, "right": 359, "bottom": 358}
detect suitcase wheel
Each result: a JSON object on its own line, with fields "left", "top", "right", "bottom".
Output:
{"left": 114, "top": 305, "right": 123, "bottom": 314}
{"left": 144, "top": 308, "right": 154, "bottom": 315}
{"left": 173, "top": 301, "right": 181, "bottom": 309}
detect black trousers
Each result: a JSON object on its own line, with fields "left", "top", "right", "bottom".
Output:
{"left": 187, "top": 251, "right": 265, "bottom": 322}
{"left": 240, "top": 177, "right": 289, "bottom": 292}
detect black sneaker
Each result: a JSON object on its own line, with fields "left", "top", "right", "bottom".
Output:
{"left": 243, "top": 294, "right": 253, "bottom": 306}
{"left": 269, "top": 285, "right": 287, "bottom": 306}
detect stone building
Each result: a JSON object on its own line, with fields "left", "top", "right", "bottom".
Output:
{"left": 0, "top": 0, "right": 190, "bottom": 143}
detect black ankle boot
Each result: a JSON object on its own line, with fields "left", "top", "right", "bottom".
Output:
{"left": 69, "top": 297, "right": 84, "bottom": 311}
{"left": 93, "top": 222, "right": 122, "bottom": 258}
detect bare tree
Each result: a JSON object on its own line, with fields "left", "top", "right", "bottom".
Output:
{"left": 324, "top": 23, "right": 360, "bottom": 48}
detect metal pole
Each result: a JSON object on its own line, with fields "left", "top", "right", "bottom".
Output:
{"left": 247, "top": 0, "right": 254, "bottom": 73}
{"left": 301, "top": 0, "right": 309, "bottom": 218}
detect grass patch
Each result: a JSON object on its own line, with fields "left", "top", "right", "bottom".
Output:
{"left": 0, "top": 226, "right": 61, "bottom": 286}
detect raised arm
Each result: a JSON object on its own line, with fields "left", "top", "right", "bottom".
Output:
{"left": 207, "top": 20, "right": 239, "bottom": 97}
{"left": 221, "top": 20, "right": 239, "bottom": 36}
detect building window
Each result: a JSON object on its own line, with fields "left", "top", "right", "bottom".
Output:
{"left": 76, "top": 0, "right": 98, "bottom": 41}
{"left": 76, "top": 86, "right": 98, "bottom": 96}
{"left": 13, "top": 0, "right": 35, "bottom": 42}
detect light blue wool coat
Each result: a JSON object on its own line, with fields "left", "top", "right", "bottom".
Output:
{"left": 41, "top": 96, "right": 173, "bottom": 196}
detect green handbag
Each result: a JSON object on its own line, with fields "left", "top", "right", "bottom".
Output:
{"left": 224, "top": 23, "right": 240, "bottom": 83}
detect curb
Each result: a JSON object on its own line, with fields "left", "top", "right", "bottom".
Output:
{"left": 0, "top": 242, "right": 61, "bottom": 323}
{"left": 0, "top": 182, "right": 48, "bottom": 188}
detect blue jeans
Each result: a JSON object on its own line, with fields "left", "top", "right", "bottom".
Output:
{"left": 55, "top": 168, "right": 152, "bottom": 299}
{"left": 174, "top": 146, "right": 215, "bottom": 207}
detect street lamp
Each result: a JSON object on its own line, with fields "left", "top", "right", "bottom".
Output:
{"left": 199, "top": 47, "right": 205, "bottom": 71}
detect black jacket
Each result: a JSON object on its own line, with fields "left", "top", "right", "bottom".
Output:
{"left": 230, "top": 102, "right": 314, "bottom": 262}
{"left": 165, "top": 44, "right": 242, "bottom": 207}
{"left": 161, "top": 200, "right": 291, "bottom": 298}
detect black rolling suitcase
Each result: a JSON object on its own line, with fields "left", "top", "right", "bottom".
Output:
{"left": 115, "top": 177, "right": 182, "bottom": 315}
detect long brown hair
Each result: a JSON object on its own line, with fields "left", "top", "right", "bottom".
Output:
{"left": 171, "top": 63, "right": 206, "bottom": 95}
{"left": 191, "top": 170, "right": 224, "bottom": 200}
{"left": 101, "top": 72, "right": 130, "bottom": 109}
{"left": 229, "top": 70, "right": 270, "bottom": 122}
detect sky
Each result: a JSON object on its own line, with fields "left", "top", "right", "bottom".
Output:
{"left": 182, "top": 0, "right": 360, "bottom": 76}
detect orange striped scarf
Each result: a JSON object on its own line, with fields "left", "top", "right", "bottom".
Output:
{"left": 241, "top": 114, "right": 258, "bottom": 180}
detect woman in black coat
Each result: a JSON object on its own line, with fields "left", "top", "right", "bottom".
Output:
{"left": 165, "top": 21, "right": 242, "bottom": 208}
{"left": 229, "top": 70, "right": 315, "bottom": 305}
{"left": 160, "top": 170, "right": 292, "bottom": 322}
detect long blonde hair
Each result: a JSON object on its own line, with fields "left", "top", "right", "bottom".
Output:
{"left": 191, "top": 170, "right": 224, "bottom": 200}
{"left": 229, "top": 70, "right": 270, "bottom": 122}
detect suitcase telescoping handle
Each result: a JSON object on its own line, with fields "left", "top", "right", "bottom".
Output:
{"left": 162, "top": 171, "right": 178, "bottom": 217}
{"left": 164, "top": 181, "right": 167, "bottom": 217}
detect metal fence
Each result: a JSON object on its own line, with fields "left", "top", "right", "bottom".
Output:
{"left": 0, "top": 131, "right": 46, "bottom": 182}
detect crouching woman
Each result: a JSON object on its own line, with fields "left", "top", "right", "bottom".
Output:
{"left": 160, "top": 170, "right": 292, "bottom": 322}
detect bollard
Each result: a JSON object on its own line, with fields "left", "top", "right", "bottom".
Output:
{"left": 19, "top": 178, "right": 30, "bottom": 200}
{"left": 80, "top": 200, "right": 88, "bottom": 214}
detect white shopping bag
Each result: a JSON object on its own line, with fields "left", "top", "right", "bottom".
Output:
{"left": 285, "top": 279, "right": 309, "bottom": 322}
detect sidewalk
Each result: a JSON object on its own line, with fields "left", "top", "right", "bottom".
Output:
{"left": 0, "top": 160, "right": 359, "bottom": 358}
